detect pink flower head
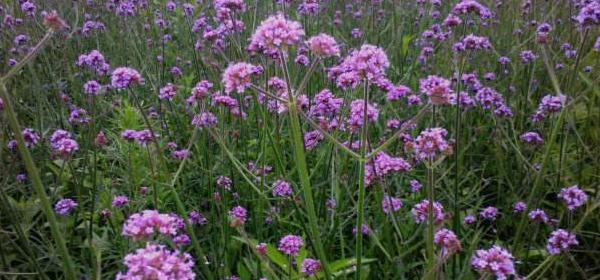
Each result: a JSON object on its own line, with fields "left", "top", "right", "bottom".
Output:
{"left": 229, "top": 205, "right": 248, "bottom": 227}
{"left": 278, "top": 234, "right": 303, "bottom": 255}
{"left": 301, "top": 258, "right": 322, "bottom": 276}
{"left": 409, "top": 127, "right": 451, "bottom": 161}
{"left": 348, "top": 99, "right": 379, "bottom": 131}
{"left": 411, "top": 199, "right": 445, "bottom": 224}
{"left": 434, "top": 228, "right": 462, "bottom": 256}
{"left": 54, "top": 198, "right": 78, "bottom": 215}
{"left": 159, "top": 83, "right": 178, "bottom": 101}
{"left": 419, "top": 75, "right": 454, "bottom": 105}
{"left": 248, "top": 13, "right": 305, "bottom": 56}
{"left": 222, "top": 62, "right": 263, "bottom": 94}
{"left": 272, "top": 179, "right": 293, "bottom": 198}
{"left": 558, "top": 185, "right": 588, "bottom": 210}
{"left": 381, "top": 195, "right": 403, "bottom": 214}
{"left": 546, "top": 229, "right": 578, "bottom": 255}
{"left": 471, "top": 246, "right": 516, "bottom": 280}
{"left": 116, "top": 243, "right": 195, "bottom": 280}
{"left": 122, "top": 210, "right": 184, "bottom": 240}
{"left": 306, "top": 33, "right": 340, "bottom": 57}
{"left": 111, "top": 67, "right": 144, "bottom": 89}
{"left": 328, "top": 44, "right": 389, "bottom": 88}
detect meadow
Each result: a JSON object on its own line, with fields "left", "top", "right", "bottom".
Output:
{"left": 0, "top": 0, "right": 599, "bottom": 279}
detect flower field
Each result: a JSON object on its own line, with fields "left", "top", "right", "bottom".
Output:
{"left": 0, "top": 0, "right": 599, "bottom": 279}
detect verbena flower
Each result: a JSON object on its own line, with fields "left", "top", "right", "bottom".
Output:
{"left": 111, "top": 67, "right": 144, "bottom": 89}
{"left": 419, "top": 75, "right": 454, "bottom": 105}
{"left": 301, "top": 258, "right": 322, "bottom": 276}
{"left": 306, "top": 33, "right": 340, "bottom": 57}
{"left": 122, "top": 210, "right": 184, "bottom": 240}
{"left": 328, "top": 44, "right": 389, "bottom": 88}
{"left": 480, "top": 206, "right": 499, "bottom": 221}
{"left": 116, "top": 243, "right": 195, "bottom": 280}
{"left": 272, "top": 179, "right": 293, "bottom": 198}
{"left": 546, "top": 229, "right": 578, "bottom": 255}
{"left": 381, "top": 195, "right": 403, "bottom": 214}
{"left": 558, "top": 185, "right": 588, "bottom": 210}
{"left": 229, "top": 205, "right": 248, "bottom": 227}
{"left": 434, "top": 228, "right": 462, "bottom": 256}
{"left": 412, "top": 199, "right": 445, "bottom": 224}
{"left": 248, "top": 13, "right": 304, "bottom": 56}
{"left": 222, "top": 62, "right": 263, "bottom": 94}
{"left": 112, "top": 195, "right": 129, "bottom": 207}
{"left": 408, "top": 127, "right": 451, "bottom": 161}
{"left": 528, "top": 208, "right": 549, "bottom": 224}
{"left": 54, "top": 198, "right": 78, "bottom": 216}
{"left": 471, "top": 246, "right": 516, "bottom": 280}
{"left": 278, "top": 235, "right": 303, "bottom": 255}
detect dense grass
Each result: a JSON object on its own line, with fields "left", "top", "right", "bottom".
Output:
{"left": 1, "top": 0, "right": 599, "bottom": 279}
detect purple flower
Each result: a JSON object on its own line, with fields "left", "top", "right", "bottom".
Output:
{"left": 172, "top": 149, "right": 192, "bottom": 160}
{"left": 328, "top": 44, "right": 389, "bottom": 88}
{"left": 381, "top": 195, "right": 403, "bottom": 214}
{"left": 513, "top": 201, "right": 527, "bottom": 213}
{"left": 248, "top": 13, "right": 304, "bottom": 56}
{"left": 229, "top": 205, "right": 248, "bottom": 227}
{"left": 520, "top": 131, "right": 544, "bottom": 146}
{"left": 558, "top": 185, "right": 588, "bottom": 210}
{"left": 352, "top": 223, "right": 371, "bottom": 235}
{"left": 54, "top": 198, "right": 78, "bottom": 216}
{"left": 471, "top": 246, "right": 516, "bottom": 280}
{"left": 301, "top": 258, "right": 322, "bottom": 276}
{"left": 365, "top": 152, "right": 411, "bottom": 186}
{"left": 348, "top": 99, "right": 379, "bottom": 131}
{"left": 84, "top": 80, "right": 102, "bottom": 96}
{"left": 409, "top": 180, "right": 423, "bottom": 193}
{"left": 412, "top": 199, "right": 445, "bottom": 224}
{"left": 528, "top": 208, "right": 549, "bottom": 224}
{"left": 519, "top": 50, "right": 537, "bottom": 64}
{"left": 192, "top": 112, "right": 218, "bottom": 128}
{"left": 222, "top": 62, "right": 263, "bottom": 94}
{"left": 159, "top": 83, "right": 178, "bottom": 101}
{"left": 112, "top": 195, "right": 129, "bottom": 207}
{"left": 463, "top": 215, "right": 477, "bottom": 225}
{"left": 272, "top": 179, "right": 293, "bottom": 198}
{"left": 21, "top": 128, "right": 40, "bottom": 148}
{"left": 189, "top": 211, "right": 207, "bottom": 226}
{"left": 306, "top": 33, "right": 340, "bottom": 57}
{"left": 409, "top": 127, "right": 451, "bottom": 161}
{"left": 278, "top": 235, "right": 303, "bottom": 255}
{"left": 419, "top": 75, "right": 454, "bottom": 105}
{"left": 480, "top": 206, "right": 499, "bottom": 221}
{"left": 121, "top": 129, "right": 138, "bottom": 142}
{"left": 452, "top": 0, "right": 492, "bottom": 20}
{"left": 546, "top": 229, "right": 578, "bottom": 255}
{"left": 116, "top": 243, "right": 195, "bottom": 280}
{"left": 574, "top": 1, "right": 600, "bottom": 27}
{"left": 122, "top": 210, "right": 184, "bottom": 240}
{"left": 111, "top": 67, "right": 144, "bottom": 89}
{"left": 434, "top": 228, "right": 462, "bottom": 256}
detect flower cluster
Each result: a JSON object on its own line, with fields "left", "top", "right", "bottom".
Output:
{"left": 328, "top": 44, "right": 390, "bottom": 88}
{"left": 278, "top": 235, "right": 304, "bottom": 255}
{"left": 222, "top": 62, "right": 263, "bottom": 94}
{"left": 301, "top": 258, "right": 322, "bottom": 276}
{"left": 122, "top": 210, "right": 185, "bottom": 240}
{"left": 306, "top": 33, "right": 340, "bottom": 57}
{"left": 54, "top": 198, "right": 78, "bottom": 216}
{"left": 365, "top": 152, "right": 411, "bottom": 186}
{"left": 546, "top": 229, "right": 578, "bottom": 255}
{"left": 471, "top": 246, "right": 516, "bottom": 280}
{"left": 111, "top": 67, "right": 144, "bottom": 89}
{"left": 248, "top": 14, "right": 305, "bottom": 56}
{"left": 348, "top": 99, "right": 379, "bottom": 130}
{"left": 419, "top": 75, "right": 454, "bottom": 105}
{"left": 408, "top": 127, "right": 452, "bottom": 161}
{"left": 229, "top": 205, "right": 248, "bottom": 227}
{"left": 434, "top": 228, "right": 462, "bottom": 256}
{"left": 49, "top": 129, "right": 79, "bottom": 157}
{"left": 381, "top": 195, "right": 403, "bottom": 214}
{"left": 272, "top": 179, "right": 293, "bottom": 198}
{"left": 116, "top": 243, "right": 195, "bottom": 280}
{"left": 411, "top": 199, "right": 445, "bottom": 224}
{"left": 558, "top": 185, "right": 588, "bottom": 210}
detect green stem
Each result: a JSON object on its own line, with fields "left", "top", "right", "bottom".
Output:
{"left": 0, "top": 83, "right": 77, "bottom": 280}
{"left": 355, "top": 80, "right": 370, "bottom": 280}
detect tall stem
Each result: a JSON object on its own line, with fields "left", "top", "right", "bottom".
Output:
{"left": 355, "top": 80, "right": 369, "bottom": 280}
{"left": 280, "top": 52, "right": 332, "bottom": 279}
{"left": 0, "top": 83, "right": 77, "bottom": 280}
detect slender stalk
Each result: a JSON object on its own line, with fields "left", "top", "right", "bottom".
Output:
{"left": 0, "top": 83, "right": 77, "bottom": 280}
{"left": 280, "top": 52, "right": 332, "bottom": 280}
{"left": 355, "top": 80, "right": 369, "bottom": 280}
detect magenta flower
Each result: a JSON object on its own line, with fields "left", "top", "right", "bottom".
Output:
{"left": 301, "top": 258, "right": 322, "bottom": 276}
{"left": 528, "top": 208, "right": 549, "bottom": 224}
{"left": 306, "top": 33, "right": 340, "bottom": 57}
{"left": 272, "top": 179, "right": 293, "bottom": 198}
{"left": 409, "top": 127, "right": 451, "bottom": 161}
{"left": 112, "top": 195, "right": 129, "bottom": 208}
{"left": 159, "top": 83, "right": 178, "bottom": 101}
{"left": 116, "top": 243, "right": 195, "bottom": 280}
{"left": 111, "top": 67, "right": 144, "bottom": 89}
{"left": 411, "top": 199, "right": 445, "bottom": 224}
{"left": 278, "top": 235, "right": 303, "bottom": 255}
{"left": 229, "top": 206, "right": 248, "bottom": 227}
{"left": 54, "top": 198, "right": 78, "bottom": 216}
{"left": 546, "top": 229, "right": 578, "bottom": 255}
{"left": 328, "top": 44, "right": 389, "bottom": 88}
{"left": 434, "top": 228, "right": 462, "bottom": 256}
{"left": 512, "top": 201, "right": 527, "bottom": 213}
{"left": 471, "top": 246, "right": 516, "bottom": 280}
{"left": 381, "top": 195, "right": 403, "bottom": 214}
{"left": 122, "top": 210, "right": 184, "bottom": 240}
{"left": 192, "top": 112, "right": 218, "bottom": 128}
{"left": 248, "top": 13, "right": 305, "bottom": 56}
{"left": 480, "top": 206, "right": 499, "bottom": 221}
{"left": 558, "top": 185, "right": 588, "bottom": 210}
{"left": 419, "top": 75, "right": 454, "bottom": 105}
{"left": 222, "top": 62, "right": 263, "bottom": 94}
